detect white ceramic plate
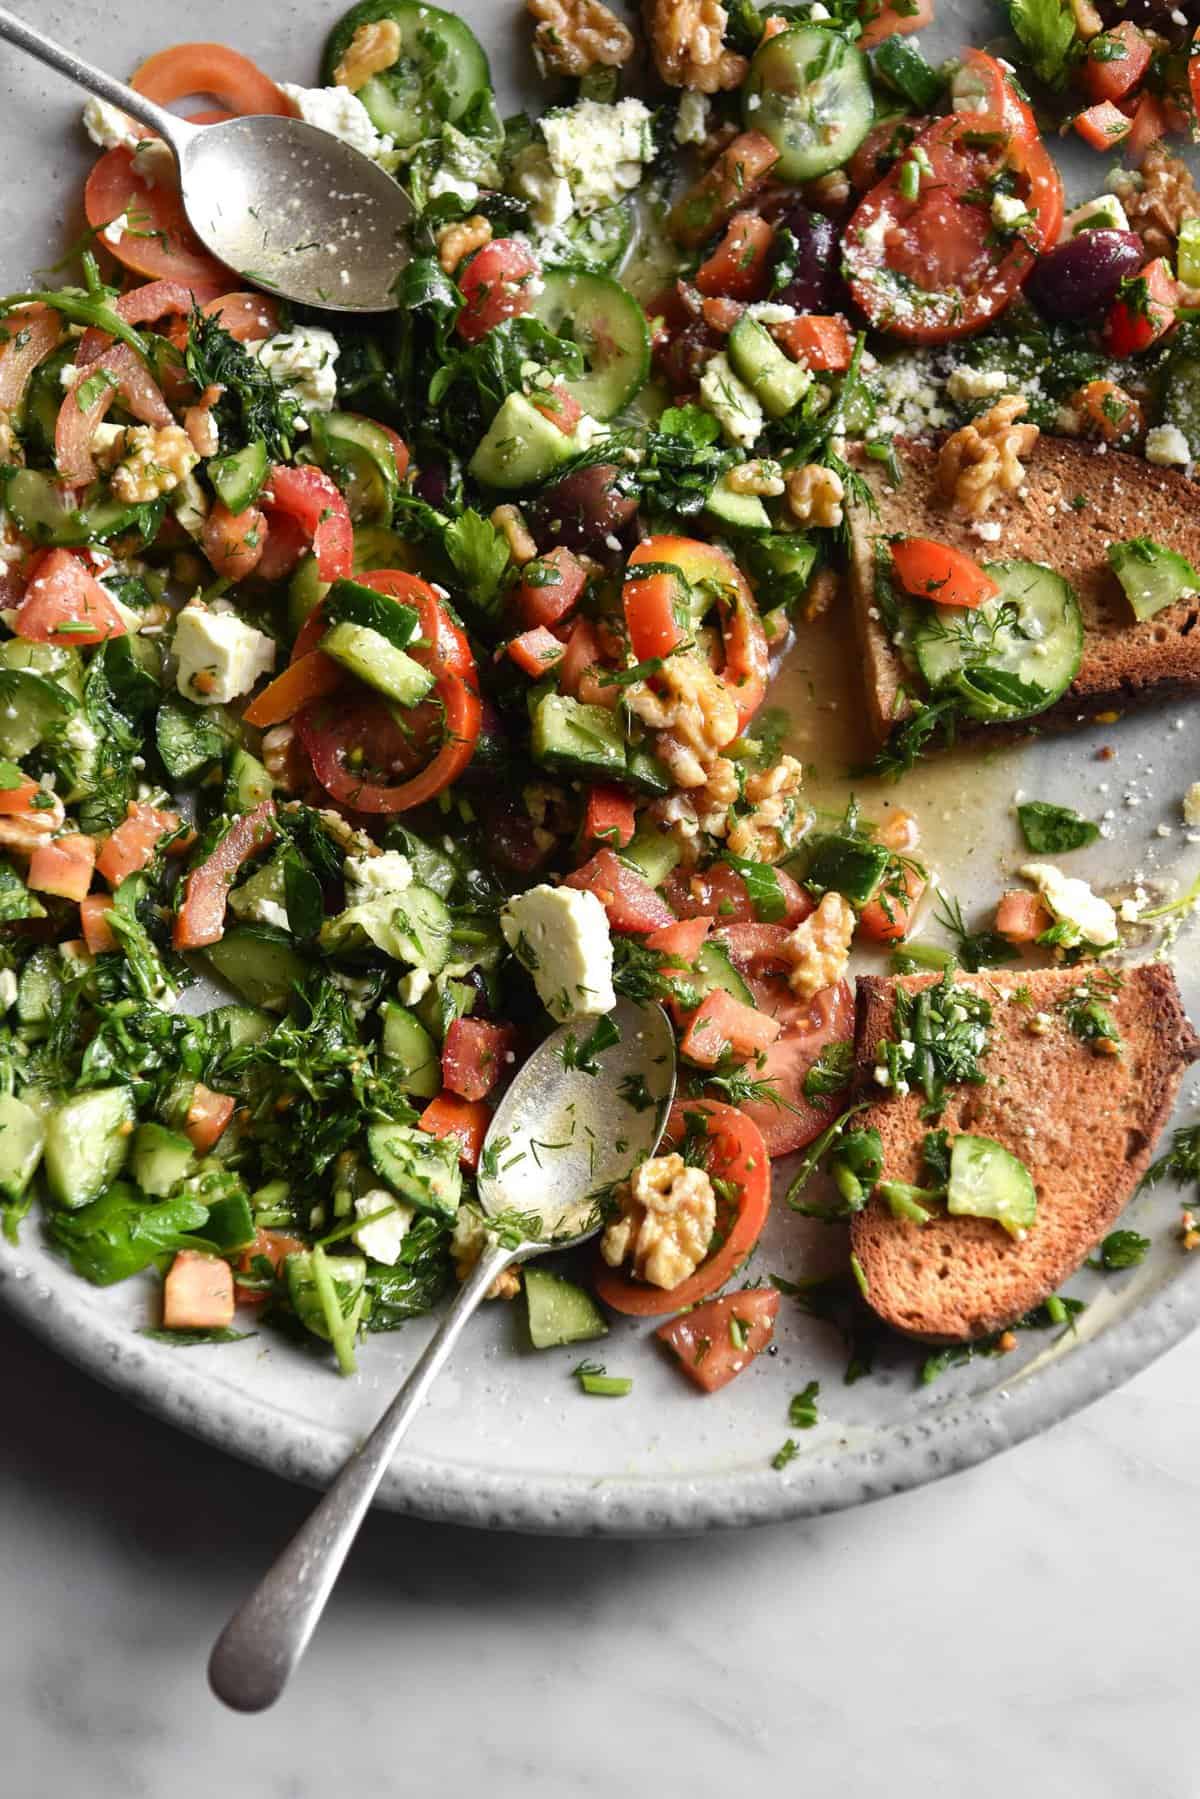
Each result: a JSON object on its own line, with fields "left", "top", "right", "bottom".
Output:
{"left": 2, "top": 0, "right": 1199, "bottom": 1535}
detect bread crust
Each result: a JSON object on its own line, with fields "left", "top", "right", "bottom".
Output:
{"left": 848, "top": 964, "right": 1200, "bottom": 1341}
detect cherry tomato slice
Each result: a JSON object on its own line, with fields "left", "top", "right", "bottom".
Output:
{"left": 456, "top": 238, "right": 539, "bottom": 342}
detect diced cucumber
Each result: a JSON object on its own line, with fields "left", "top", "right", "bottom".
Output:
{"left": 380, "top": 1001, "right": 441, "bottom": 1097}
{"left": 692, "top": 939, "right": 754, "bottom": 1006}
{"left": 382, "top": 824, "right": 459, "bottom": 898}
{"left": 872, "top": 35, "right": 944, "bottom": 110}
{"left": 321, "top": 621, "right": 435, "bottom": 707}
{"left": 201, "top": 1188, "right": 257, "bottom": 1252}
{"left": 804, "top": 832, "right": 890, "bottom": 906}
{"left": 706, "top": 474, "right": 771, "bottom": 532}
{"left": 524, "top": 1266, "right": 608, "bottom": 1349}
{"left": 322, "top": 577, "right": 420, "bottom": 650}
{"left": 209, "top": 1002, "right": 275, "bottom": 1050}
{"left": 0, "top": 668, "right": 77, "bottom": 758}
{"left": 531, "top": 691, "right": 627, "bottom": 779}
{"left": 622, "top": 745, "right": 673, "bottom": 797}
{"left": 947, "top": 1133, "right": 1037, "bottom": 1238}
{"left": 1180, "top": 217, "right": 1200, "bottom": 287}
{"left": 911, "top": 560, "right": 1083, "bottom": 722}
{"left": 1107, "top": 536, "right": 1200, "bottom": 621}
{"left": 0, "top": 1092, "right": 45, "bottom": 1203}
{"left": 225, "top": 747, "right": 274, "bottom": 812}
{"left": 286, "top": 1249, "right": 367, "bottom": 1344}
{"left": 527, "top": 268, "right": 651, "bottom": 419}
{"left": 309, "top": 412, "right": 399, "bottom": 525}
{"left": 0, "top": 637, "right": 84, "bottom": 703}
{"left": 469, "top": 392, "right": 581, "bottom": 490}
{"left": 227, "top": 856, "right": 288, "bottom": 925}
{"left": 415, "top": 972, "right": 476, "bottom": 1042}
{"left": 16, "top": 946, "right": 63, "bottom": 1034}
{"left": 728, "top": 316, "right": 811, "bottom": 419}
{"left": 203, "top": 926, "right": 311, "bottom": 1009}
{"left": 323, "top": 881, "right": 453, "bottom": 972}
{"left": 208, "top": 438, "right": 269, "bottom": 515}
{"left": 2, "top": 468, "right": 162, "bottom": 548}
{"left": 744, "top": 25, "right": 873, "bottom": 181}
{"left": 287, "top": 553, "right": 329, "bottom": 634}
{"left": 156, "top": 698, "right": 240, "bottom": 783}
{"left": 44, "top": 1086, "right": 136, "bottom": 1209}
{"left": 620, "top": 827, "right": 682, "bottom": 888}
{"left": 20, "top": 342, "right": 76, "bottom": 457}
{"left": 741, "top": 534, "right": 819, "bottom": 610}
{"left": 546, "top": 199, "right": 635, "bottom": 273}
{"left": 132, "top": 1122, "right": 196, "bottom": 1198}
{"left": 0, "top": 859, "right": 45, "bottom": 923}
{"left": 322, "top": 1, "right": 492, "bottom": 147}
{"left": 366, "top": 1120, "right": 462, "bottom": 1220}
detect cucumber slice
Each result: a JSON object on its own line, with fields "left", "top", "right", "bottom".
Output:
{"left": 527, "top": 269, "right": 651, "bottom": 419}
{"left": 0, "top": 858, "right": 45, "bottom": 923}
{"left": 911, "top": 559, "right": 1083, "bottom": 723}
{"left": 620, "top": 828, "right": 682, "bottom": 888}
{"left": 286, "top": 1250, "right": 367, "bottom": 1344}
{"left": 132, "top": 1122, "right": 196, "bottom": 1199}
{"left": 947, "top": 1133, "right": 1036, "bottom": 1238}
{"left": 693, "top": 940, "right": 754, "bottom": 1006}
{"left": 44, "top": 1086, "right": 137, "bottom": 1210}
{"left": 366, "top": 1120, "right": 462, "bottom": 1220}
{"left": 469, "top": 392, "right": 580, "bottom": 490}
{"left": 2, "top": 468, "right": 161, "bottom": 548}
{"left": 323, "top": 577, "right": 420, "bottom": 650}
{"left": 706, "top": 475, "right": 771, "bottom": 532}
{"left": 545, "top": 200, "right": 635, "bottom": 273}
{"left": 208, "top": 438, "right": 269, "bottom": 515}
{"left": 0, "top": 665, "right": 78, "bottom": 757}
{"left": 531, "top": 691, "right": 628, "bottom": 779}
{"left": 524, "top": 1267, "right": 608, "bottom": 1349}
{"left": 415, "top": 972, "right": 476, "bottom": 1042}
{"left": 804, "top": 832, "right": 890, "bottom": 906}
{"left": 156, "top": 698, "right": 240, "bottom": 783}
{"left": 203, "top": 926, "right": 311, "bottom": 1009}
{"left": 225, "top": 747, "right": 275, "bottom": 812}
{"left": 287, "top": 554, "right": 329, "bottom": 636}
{"left": 321, "top": 881, "right": 453, "bottom": 972}
{"left": 1107, "top": 536, "right": 1200, "bottom": 621}
{"left": 380, "top": 1000, "right": 441, "bottom": 1097}
{"left": 16, "top": 946, "right": 63, "bottom": 1033}
{"left": 309, "top": 413, "right": 399, "bottom": 525}
{"left": 321, "top": 621, "right": 434, "bottom": 706}
{"left": 744, "top": 25, "right": 873, "bottom": 182}
{"left": 321, "top": 1, "right": 492, "bottom": 147}
{"left": 208, "top": 1002, "right": 275, "bottom": 1051}
{"left": 0, "top": 1092, "right": 45, "bottom": 1203}
{"left": 20, "top": 343, "right": 76, "bottom": 457}
{"left": 728, "top": 316, "right": 811, "bottom": 419}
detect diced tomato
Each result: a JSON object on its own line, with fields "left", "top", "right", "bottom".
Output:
{"left": 657, "top": 1288, "right": 780, "bottom": 1392}
{"left": 890, "top": 538, "right": 1000, "bottom": 608}
{"left": 242, "top": 650, "right": 343, "bottom": 728}
{"left": 663, "top": 862, "right": 812, "bottom": 927}
{"left": 14, "top": 549, "right": 127, "bottom": 645}
{"left": 582, "top": 784, "right": 637, "bottom": 850}
{"left": 419, "top": 1092, "right": 490, "bottom": 1170}
{"left": 456, "top": 238, "right": 539, "bottom": 341}
{"left": 184, "top": 1083, "right": 236, "bottom": 1154}
{"left": 668, "top": 131, "right": 781, "bottom": 247}
{"left": 515, "top": 545, "right": 588, "bottom": 630}
{"left": 441, "top": 1018, "right": 515, "bottom": 1103}
{"left": 995, "top": 888, "right": 1052, "bottom": 943}
{"left": 202, "top": 500, "right": 265, "bottom": 582}
{"left": 695, "top": 211, "right": 774, "bottom": 301}
{"left": 0, "top": 779, "right": 62, "bottom": 830}
{"left": 1083, "top": 23, "right": 1151, "bottom": 104}
{"left": 254, "top": 510, "right": 309, "bottom": 584}
{"left": 173, "top": 801, "right": 275, "bottom": 950}
{"left": 772, "top": 314, "right": 854, "bottom": 372}
{"left": 163, "top": 1250, "right": 235, "bottom": 1331}
{"left": 96, "top": 801, "right": 180, "bottom": 888}
{"left": 595, "top": 1100, "right": 771, "bottom": 1315}
{"left": 27, "top": 832, "right": 95, "bottom": 903}
{"left": 264, "top": 465, "right": 353, "bottom": 583}
{"left": 508, "top": 627, "right": 566, "bottom": 678}
{"left": 131, "top": 42, "right": 288, "bottom": 115}
{"left": 645, "top": 915, "right": 713, "bottom": 964}
{"left": 557, "top": 616, "right": 603, "bottom": 701}
{"left": 1126, "top": 91, "right": 1167, "bottom": 162}
{"left": 1104, "top": 257, "right": 1179, "bottom": 355}
{"left": 858, "top": 0, "right": 933, "bottom": 51}
{"left": 857, "top": 864, "right": 927, "bottom": 943}
{"left": 80, "top": 893, "right": 119, "bottom": 954}
{"left": 0, "top": 306, "right": 64, "bottom": 411}
{"left": 1075, "top": 379, "right": 1143, "bottom": 444}
{"left": 57, "top": 340, "right": 173, "bottom": 487}
{"left": 679, "top": 988, "right": 782, "bottom": 1068}
{"left": 624, "top": 535, "right": 769, "bottom": 728}
{"left": 235, "top": 1226, "right": 306, "bottom": 1303}
{"left": 564, "top": 848, "right": 675, "bottom": 933}
{"left": 701, "top": 295, "right": 745, "bottom": 333}
{"left": 529, "top": 382, "right": 584, "bottom": 435}
{"left": 1075, "top": 100, "right": 1132, "bottom": 151}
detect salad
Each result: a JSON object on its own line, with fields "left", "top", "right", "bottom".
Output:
{"left": 1, "top": 0, "right": 1198, "bottom": 1406}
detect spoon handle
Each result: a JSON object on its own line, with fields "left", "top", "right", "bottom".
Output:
{"left": 207, "top": 1240, "right": 514, "bottom": 1713}
{"left": 0, "top": 5, "right": 194, "bottom": 153}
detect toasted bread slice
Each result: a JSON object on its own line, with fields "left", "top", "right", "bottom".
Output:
{"left": 848, "top": 437, "right": 1200, "bottom": 743}
{"left": 849, "top": 964, "right": 1199, "bottom": 1341}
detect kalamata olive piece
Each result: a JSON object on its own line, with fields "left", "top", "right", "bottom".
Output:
{"left": 1025, "top": 229, "right": 1145, "bottom": 322}
{"left": 527, "top": 462, "right": 638, "bottom": 553}
{"left": 763, "top": 203, "right": 841, "bottom": 312}
{"left": 1099, "top": 0, "right": 1198, "bottom": 33}
{"left": 413, "top": 460, "right": 449, "bottom": 508}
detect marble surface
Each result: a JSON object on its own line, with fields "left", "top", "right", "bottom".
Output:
{"left": 6, "top": 1308, "right": 1200, "bottom": 1798}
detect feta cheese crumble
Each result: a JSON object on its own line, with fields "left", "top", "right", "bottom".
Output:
{"left": 1145, "top": 424, "right": 1191, "bottom": 468}
{"left": 500, "top": 883, "right": 616, "bottom": 1021}
{"left": 344, "top": 851, "right": 414, "bottom": 897}
{"left": 352, "top": 1191, "right": 415, "bottom": 1265}
{"left": 699, "top": 352, "right": 764, "bottom": 450}
{"left": 82, "top": 96, "right": 142, "bottom": 153}
{"left": 540, "top": 98, "right": 655, "bottom": 215}
{"left": 279, "top": 83, "right": 397, "bottom": 169}
{"left": 674, "top": 92, "right": 710, "bottom": 146}
{"left": 173, "top": 603, "right": 276, "bottom": 706}
{"left": 250, "top": 327, "right": 340, "bottom": 415}
{"left": 1019, "top": 862, "right": 1119, "bottom": 947}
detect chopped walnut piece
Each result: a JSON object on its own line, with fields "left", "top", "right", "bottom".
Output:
{"left": 643, "top": 0, "right": 747, "bottom": 92}
{"left": 601, "top": 1153, "right": 717, "bottom": 1289}
{"left": 801, "top": 566, "right": 839, "bottom": 624}
{"left": 936, "top": 395, "right": 1039, "bottom": 518}
{"left": 785, "top": 463, "right": 845, "bottom": 529}
{"left": 333, "top": 19, "right": 402, "bottom": 92}
{"left": 626, "top": 653, "right": 740, "bottom": 768}
{"left": 1112, "top": 147, "right": 1200, "bottom": 257}
{"left": 436, "top": 213, "right": 492, "bottom": 276}
{"left": 490, "top": 502, "right": 538, "bottom": 565}
{"left": 784, "top": 890, "right": 854, "bottom": 1001}
{"left": 726, "top": 754, "right": 806, "bottom": 862}
{"left": 727, "top": 457, "right": 785, "bottom": 497}
{"left": 1069, "top": 0, "right": 1104, "bottom": 37}
{"left": 527, "top": 0, "right": 634, "bottom": 76}
{"left": 110, "top": 424, "right": 199, "bottom": 504}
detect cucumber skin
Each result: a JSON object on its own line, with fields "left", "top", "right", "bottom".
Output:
{"left": 527, "top": 269, "right": 651, "bottom": 420}
{"left": 44, "top": 1087, "right": 137, "bottom": 1210}
{"left": 524, "top": 1267, "right": 608, "bottom": 1350}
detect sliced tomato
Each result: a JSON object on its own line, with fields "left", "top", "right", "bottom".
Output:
{"left": 515, "top": 545, "right": 587, "bottom": 630}
{"left": 995, "top": 888, "right": 1052, "bottom": 943}
{"left": 15, "top": 549, "right": 127, "bottom": 645}
{"left": 255, "top": 511, "right": 309, "bottom": 584}
{"left": 201, "top": 500, "right": 266, "bottom": 582}
{"left": 657, "top": 1288, "right": 780, "bottom": 1392}
{"left": 695, "top": 212, "right": 774, "bottom": 301}
{"left": 0, "top": 306, "right": 64, "bottom": 410}
{"left": 858, "top": 0, "right": 933, "bottom": 52}
{"left": 557, "top": 617, "right": 615, "bottom": 708}
{"left": 57, "top": 342, "right": 173, "bottom": 488}
{"left": 235, "top": 1226, "right": 307, "bottom": 1303}
{"left": 1104, "top": 256, "right": 1179, "bottom": 354}
{"left": 582, "top": 783, "right": 637, "bottom": 850}
{"left": 663, "top": 861, "right": 812, "bottom": 927}
{"left": 78, "top": 277, "right": 228, "bottom": 370}
{"left": 80, "top": 893, "right": 119, "bottom": 954}
{"left": 131, "top": 43, "right": 288, "bottom": 115}
{"left": 625, "top": 535, "right": 768, "bottom": 727}
{"left": 1126, "top": 91, "right": 1168, "bottom": 161}
{"left": 184, "top": 1083, "right": 236, "bottom": 1154}
{"left": 173, "top": 801, "right": 276, "bottom": 950}
{"left": 563, "top": 848, "right": 675, "bottom": 933}
{"left": 441, "top": 1018, "right": 515, "bottom": 1103}
{"left": 265, "top": 465, "right": 353, "bottom": 584}
{"left": 27, "top": 832, "right": 95, "bottom": 903}
{"left": 96, "top": 801, "right": 180, "bottom": 888}
{"left": 84, "top": 147, "right": 233, "bottom": 288}
{"left": 679, "top": 988, "right": 782, "bottom": 1068}
{"left": 595, "top": 1099, "right": 771, "bottom": 1315}
{"left": 508, "top": 627, "right": 566, "bottom": 678}
{"left": 645, "top": 914, "right": 713, "bottom": 963}
{"left": 419, "top": 1092, "right": 490, "bottom": 1170}
{"left": 0, "top": 779, "right": 61, "bottom": 829}
{"left": 857, "top": 863, "right": 927, "bottom": 943}
{"left": 771, "top": 313, "right": 854, "bottom": 372}
{"left": 456, "top": 239, "right": 539, "bottom": 342}
{"left": 717, "top": 923, "right": 855, "bottom": 1155}
{"left": 164, "top": 290, "right": 282, "bottom": 353}
{"left": 890, "top": 538, "right": 1000, "bottom": 608}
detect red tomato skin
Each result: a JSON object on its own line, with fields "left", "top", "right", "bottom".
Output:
{"left": 456, "top": 239, "right": 539, "bottom": 342}
{"left": 663, "top": 862, "right": 812, "bottom": 927}
{"left": 15, "top": 549, "right": 128, "bottom": 645}
{"left": 96, "top": 802, "right": 180, "bottom": 888}
{"left": 582, "top": 784, "right": 637, "bottom": 850}
{"left": 0, "top": 306, "right": 64, "bottom": 410}
{"left": 266, "top": 465, "right": 353, "bottom": 583}
{"left": 84, "top": 148, "right": 234, "bottom": 288}
{"left": 515, "top": 546, "right": 587, "bottom": 630}
{"left": 419, "top": 1093, "right": 490, "bottom": 1169}
{"left": 173, "top": 801, "right": 276, "bottom": 949}
{"left": 890, "top": 538, "right": 999, "bottom": 609}
{"left": 1103, "top": 257, "right": 1178, "bottom": 355}
{"left": 508, "top": 627, "right": 565, "bottom": 678}
{"left": 1083, "top": 24, "right": 1151, "bottom": 104}
{"left": 563, "top": 849, "right": 675, "bottom": 933}
{"left": 695, "top": 212, "right": 774, "bottom": 301}
{"left": 857, "top": 865, "right": 927, "bottom": 943}
{"left": 657, "top": 1289, "right": 780, "bottom": 1392}
{"left": 441, "top": 1019, "right": 515, "bottom": 1103}
{"left": 679, "top": 989, "right": 782, "bottom": 1067}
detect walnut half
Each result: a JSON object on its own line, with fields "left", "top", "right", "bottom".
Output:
{"left": 643, "top": 0, "right": 747, "bottom": 92}
{"left": 527, "top": 0, "right": 634, "bottom": 76}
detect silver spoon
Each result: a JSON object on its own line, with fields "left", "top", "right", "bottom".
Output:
{"left": 207, "top": 997, "right": 676, "bottom": 1712}
{"left": 0, "top": 6, "right": 411, "bottom": 312}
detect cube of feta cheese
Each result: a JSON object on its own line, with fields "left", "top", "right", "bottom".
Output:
{"left": 250, "top": 327, "right": 341, "bottom": 415}
{"left": 173, "top": 603, "right": 276, "bottom": 706}
{"left": 279, "top": 83, "right": 397, "bottom": 168}
{"left": 674, "top": 92, "right": 710, "bottom": 147}
{"left": 246, "top": 897, "right": 291, "bottom": 932}
{"left": 1019, "top": 862, "right": 1119, "bottom": 946}
{"left": 352, "top": 1190, "right": 415, "bottom": 1265}
{"left": 541, "top": 98, "right": 655, "bottom": 215}
{"left": 0, "top": 967, "right": 16, "bottom": 1014}
{"left": 1145, "top": 424, "right": 1191, "bottom": 467}
{"left": 990, "top": 192, "right": 1029, "bottom": 230}
{"left": 699, "top": 352, "right": 764, "bottom": 451}
{"left": 500, "top": 883, "right": 616, "bottom": 1021}
{"left": 344, "top": 851, "right": 414, "bottom": 896}
{"left": 428, "top": 168, "right": 480, "bottom": 205}
{"left": 511, "top": 144, "right": 575, "bottom": 229}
